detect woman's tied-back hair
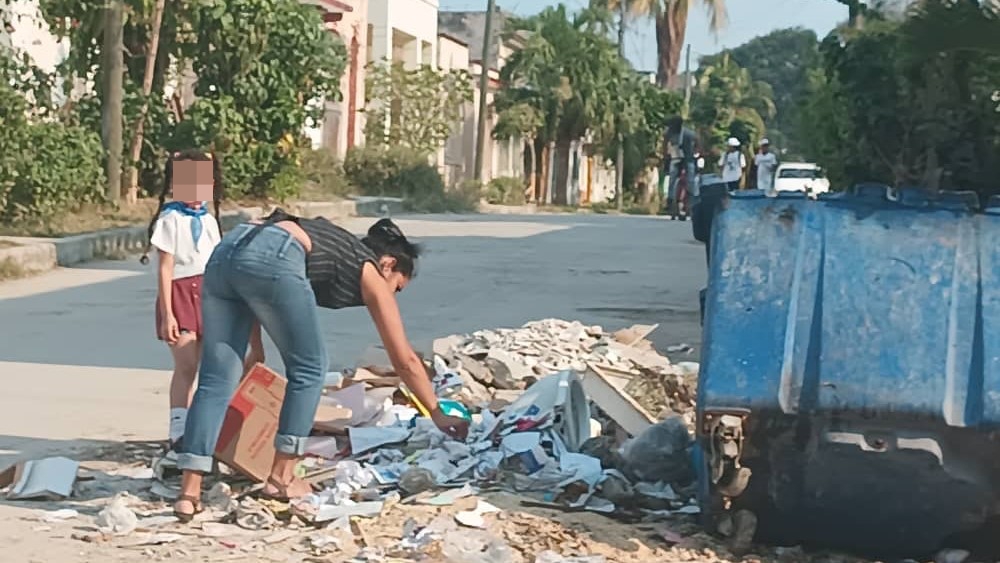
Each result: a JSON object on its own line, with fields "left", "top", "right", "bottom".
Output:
{"left": 361, "top": 218, "right": 422, "bottom": 278}
{"left": 139, "top": 149, "right": 224, "bottom": 265}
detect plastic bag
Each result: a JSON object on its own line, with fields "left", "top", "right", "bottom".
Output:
{"left": 621, "top": 416, "right": 692, "bottom": 484}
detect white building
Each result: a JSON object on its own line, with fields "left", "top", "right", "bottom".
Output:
{"left": 1, "top": 0, "right": 76, "bottom": 108}
{"left": 368, "top": 0, "right": 439, "bottom": 69}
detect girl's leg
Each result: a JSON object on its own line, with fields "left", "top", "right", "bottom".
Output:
{"left": 244, "top": 274, "right": 325, "bottom": 498}
{"left": 168, "top": 332, "right": 200, "bottom": 446}
{"left": 176, "top": 268, "right": 253, "bottom": 514}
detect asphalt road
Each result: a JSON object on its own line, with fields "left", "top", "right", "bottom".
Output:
{"left": 0, "top": 213, "right": 707, "bottom": 374}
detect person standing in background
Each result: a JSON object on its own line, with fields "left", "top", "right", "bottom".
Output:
{"left": 662, "top": 115, "right": 698, "bottom": 218}
{"left": 718, "top": 137, "right": 746, "bottom": 190}
{"left": 754, "top": 138, "right": 779, "bottom": 196}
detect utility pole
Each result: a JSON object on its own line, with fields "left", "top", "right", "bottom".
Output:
{"left": 615, "top": 0, "right": 626, "bottom": 211}
{"left": 101, "top": 0, "right": 124, "bottom": 203}
{"left": 473, "top": 0, "right": 496, "bottom": 183}
{"left": 682, "top": 44, "right": 692, "bottom": 118}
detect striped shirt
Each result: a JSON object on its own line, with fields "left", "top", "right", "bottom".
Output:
{"left": 265, "top": 209, "right": 377, "bottom": 309}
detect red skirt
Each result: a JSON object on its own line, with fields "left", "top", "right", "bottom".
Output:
{"left": 155, "top": 275, "right": 204, "bottom": 340}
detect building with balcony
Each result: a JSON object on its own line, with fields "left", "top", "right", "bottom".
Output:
{"left": 368, "top": 0, "right": 440, "bottom": 69}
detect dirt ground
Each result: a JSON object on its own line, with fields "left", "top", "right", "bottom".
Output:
{"left": 0, "top": 442, "right": 888, "bottom": 563}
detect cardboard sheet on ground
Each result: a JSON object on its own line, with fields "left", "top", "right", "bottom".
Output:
{"left": 3, "top": 457, "right": 79, "bottom": 500}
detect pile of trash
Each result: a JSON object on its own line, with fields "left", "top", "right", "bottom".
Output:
{"left": 2, "top": 319, "right": 711, "bottom": 562}
{"left": 429, "top": 319, "right": 699, "bottom": 428}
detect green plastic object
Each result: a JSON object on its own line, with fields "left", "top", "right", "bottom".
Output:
{"left": 438, "top": 399, "right": 472, "bottom": 421}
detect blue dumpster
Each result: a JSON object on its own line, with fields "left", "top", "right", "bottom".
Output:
{"left": 696, "top": 186, "right": 1000, "bottom": 556}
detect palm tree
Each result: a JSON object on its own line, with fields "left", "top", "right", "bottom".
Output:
{"left": 609, "top": 0, "right": 728, "bottom": 90}
{"left": 690, "top": 53, "right": 775, "bottom": 154}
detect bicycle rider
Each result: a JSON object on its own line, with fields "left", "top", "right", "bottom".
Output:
{"left": 662, "top": 115, "right": 698, "bottom": 219}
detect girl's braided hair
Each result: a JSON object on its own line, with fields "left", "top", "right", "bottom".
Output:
{"left": 139, "top": 150, "right": 224, "bottom": 265}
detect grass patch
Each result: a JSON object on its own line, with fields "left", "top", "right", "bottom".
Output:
{"left": 0, "top": 201, "right": 161, "bottom": 237}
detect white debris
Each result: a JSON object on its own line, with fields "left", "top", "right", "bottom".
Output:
{"left": 96, "top": 493, "right": 139, "bottom": 535}
{"left": 40, "top": 508, "right": 79, "bottom": 523}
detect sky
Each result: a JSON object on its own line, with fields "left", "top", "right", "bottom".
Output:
{"left": 438, "top": 0, "right": 850, "bottom": 72}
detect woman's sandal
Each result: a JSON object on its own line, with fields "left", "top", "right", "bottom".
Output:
{"left": 173, "top": 494, "right": 204, "bottom": 524}
{"left": 259, "top": 476, "right": 314, "bottom": 502}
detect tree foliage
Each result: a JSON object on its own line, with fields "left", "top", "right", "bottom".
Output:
{"left": 690, "top": 53, "right": 776, "bottom": 159}
{"left": 0, "top": 53, "right": 105, "bottom": 220}
{"left": 699, "top": 28, "right": 821, "bottom": 157}
{"left": 364, "top": 62, "right": 473, "bottom": 157}
{"left": 608, "top": 0, "right": 728, "bottom": 89}
{"left": 26, "top": 0, "right": 347, "bottom": 202}
{"left": 798, "top": 0, "right": 1000, "bottom": 198}
{"left": 494, "top": 3, "right": 682, "bottom": 197}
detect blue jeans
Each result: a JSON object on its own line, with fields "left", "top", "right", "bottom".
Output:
{"left": 666, "top": 159, "right": 698, "bottom": 200}
{"left": 177, "top": 223, "right": 327, "bottom": 473}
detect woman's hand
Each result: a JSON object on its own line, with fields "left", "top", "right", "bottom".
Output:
{"left": 244, "top": 346, "right": 265, "bottom": 374}
{"left": 161, "top": 314, "right": 180, "bottom": 345}
{"left": 431, "top": 407, "right": 470, "bottom": 441}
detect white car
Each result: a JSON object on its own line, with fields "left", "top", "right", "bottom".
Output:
{"left": 774, "top": 162, "right": 831, "bottom": 195}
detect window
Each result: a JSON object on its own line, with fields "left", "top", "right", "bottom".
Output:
{"left": 778, "top": 168, "right": 822, "bottom": 179}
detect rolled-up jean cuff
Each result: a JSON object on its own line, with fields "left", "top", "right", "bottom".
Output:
{"left": 275, "top": 433, "right": 309, "bottom": 456}
{"left": 176, "top": 453, "right": 214, "bottom": 473}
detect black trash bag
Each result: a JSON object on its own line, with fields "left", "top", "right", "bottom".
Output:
{"left": 621, "top": 416, "right": 693, "bottom": 485}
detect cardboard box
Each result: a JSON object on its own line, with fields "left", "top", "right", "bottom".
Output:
{"left": 214, "top": 364, "right": 286, "bottom": 482}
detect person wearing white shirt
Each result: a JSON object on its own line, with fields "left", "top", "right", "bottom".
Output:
{"left": 754, "top": 138, "right": 779, "bottom": 196}
{"left": 718, "top": 137, "right": 746, "bottom": 189}
{"left": 141, "top": 150, "right": 223, "bottom": 460}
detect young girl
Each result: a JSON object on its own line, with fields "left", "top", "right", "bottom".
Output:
{"left": 141, "top": 150, "right": 223, "bottom": 456}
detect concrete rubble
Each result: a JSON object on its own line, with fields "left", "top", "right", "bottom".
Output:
{"left": 0, "top": 319, "right": 911, "bottom": 562}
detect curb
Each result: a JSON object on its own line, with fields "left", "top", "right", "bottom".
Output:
{"left": 0, "top": 196, "right": 404, "bottom": 279}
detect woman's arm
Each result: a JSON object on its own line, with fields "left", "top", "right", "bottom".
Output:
{"left": 360, "top": 263, "right": 438, "bottom": 412}
{"left": 157, "top": 250, "right": 179, "bottom": 343}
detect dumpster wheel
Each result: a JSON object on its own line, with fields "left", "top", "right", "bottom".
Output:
{"left": 708, "top": 413, "right": 751, "bottom": 498}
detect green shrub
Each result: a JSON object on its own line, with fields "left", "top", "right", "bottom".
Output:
{"left": 484, "top": 176, "right": 527, "bottom": 205}
{"left": 300, "top": 149, "right": 353, "bottom": 200}
{"left": 343, "top": 145, "right": 428, "bottom": 196}
{"left": 344, "top": 146, "right": 474, "bottom": 211}
{"left": 405, "top": 179, "right": 481, "bottom": 213}
{"left": 0, "top": 80, "right": 106, "bottom": 220}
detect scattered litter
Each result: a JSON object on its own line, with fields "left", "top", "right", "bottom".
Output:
{"left": 235, "top": 498, "right": 277, "bottom": 530}
{"left": 656, "top": 524, "right": 685, "bottom": 545}
{"left": 12, "top": 319, "right": 714, "bottom": 562}
{"left": 455, "top": 499, "right": 501, "bottom": 528}
{"left": 199, "top": 522, "right": 257, "bottom": 538}
{"left": 118, "top": 533, "right": 184, "bottom": 548}
{"left": 621, "top": 416, "right": 692, "bottom": 484}
{"left": 149, "top": 480, "right": 179, "bottom": 500}
{"left": 936, "top": 549, "right": 971, "bottom": 563}
{"left": 441, "top": 528, "right": 517, "bottom": 563}
{"left": 263, "top": 529, "right": 300, "bottom": 545}
{"left": 420, "top": 483, "right": 475, "bottom": 506}
{"left": 105, "top": 465, "right": 156, "bottom": 480}
{"left": 137, "top": 515, "right": 179, "bottom": 529}
{"left": 40, "top": 508, "right": 79, "bottom": 523}
{"left": 348, "top": 426, "right": 410, "bottom": 454}
{"left": 3, "top": 457, "right": 79, "bottom": 500}
{"left": 315, "top": 501, "right": 384, "bottom": 523}
{"left": 398, "top": 467, "right": 436, "bottom": 495}
{"left": 96, "top": 493, "right": 139, "bottom": 535}
{"left": 204, "top": 482, "right": 237, "bottom": 513}
{"left": 535, "top": 552, "right": 607, "bottom": 563}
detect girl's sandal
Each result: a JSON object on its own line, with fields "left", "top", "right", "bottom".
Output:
{"left": 173, "top": 495, "right": 204, "bottom": 524}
